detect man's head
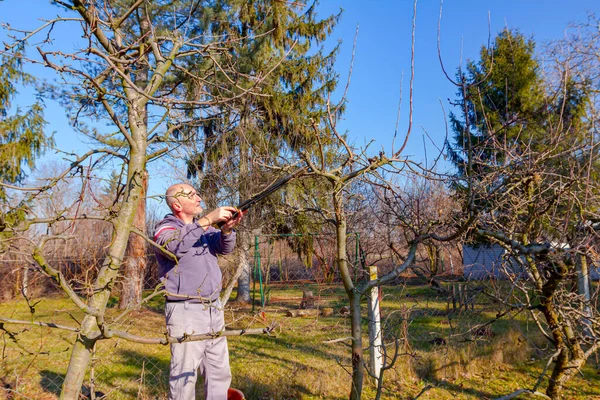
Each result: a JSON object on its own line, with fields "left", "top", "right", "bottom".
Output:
{"left": 165, "top": 183, "right": 203, "bottom": 222}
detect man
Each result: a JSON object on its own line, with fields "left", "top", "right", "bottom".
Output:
{"left": 154, "top": 183, "right": 243, "bottom": 400}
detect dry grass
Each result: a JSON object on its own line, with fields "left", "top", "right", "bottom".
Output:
{"left": 0, "top": 282, "right": 599, "bottom": 399}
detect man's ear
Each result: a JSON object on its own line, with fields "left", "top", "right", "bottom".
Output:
{"left": 172, "top": 202, "right": 182, "bottom": 212}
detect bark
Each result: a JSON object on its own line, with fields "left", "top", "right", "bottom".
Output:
{"left": 119, "top": 170, "right": 148, "bottom": 309}
{"left": 349, "top": 291, "right": 364, "bottom": 400}
{"left": 60, "top": 54, "right": 152, "bottom": 395}
{"left": 233, "top": 117, "right": 253, "bottom": 304}
{"left": 60, "top": 148, "right": 147, "bottom": 399}
{"left": 221, "top": 230, "right": 253, "bottom": 306}
{"left": 234, "top": 230, "right": 252, "bottom": 303}
{"left": 540, "top": 262, "right": 587, "bottom": 400}
{"left": 21, "top": 267, "right": 28, "bottom": 298}
{"left": 60, "top": 316, "right": 98, "bottom": 399}
{"left": 332, "top": 189, "right": 364, "bottom": 400}
{"left": 547, "top": 357, "right": 586, "bottom": 400}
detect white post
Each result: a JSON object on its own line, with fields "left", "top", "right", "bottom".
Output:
{"left": 368, "top": 265, "right": 383, "bottom": 379}
{"left": 577, "top": 255, "right": 592, "bottom": 336}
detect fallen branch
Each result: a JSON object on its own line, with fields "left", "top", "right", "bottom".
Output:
{"left": 493, "top": 389, "right": 551, "bottom": 400}
{"left": 323, "top": 336, "right": 355, "bottom": 344}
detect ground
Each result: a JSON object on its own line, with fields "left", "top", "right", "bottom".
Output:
{"left": 1, "top": 281, "right": 599, "bottom": 399}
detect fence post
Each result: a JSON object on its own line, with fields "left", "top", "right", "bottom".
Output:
{"left": 577, "top": 254, "right": 592, "bottom": 336}
{"left": 368, "top": 265, "right": 383, "bottom": 379}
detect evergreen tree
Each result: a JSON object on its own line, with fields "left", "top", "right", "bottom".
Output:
{"left": 447, "top": 29, "right": 547, "bottom": 179}
{"left": 182, "top": 1, "right": 341, "bottom": 302}
{"left": 0, "top": 46, "right": 53, "bottom": 231}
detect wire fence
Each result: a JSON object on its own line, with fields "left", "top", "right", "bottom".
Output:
{"left": 9, "top": 330, "right": 172, "bottom": 400}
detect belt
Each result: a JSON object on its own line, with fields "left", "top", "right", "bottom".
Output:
{"left": 166, "top": 298, "right": 218, "bottom": 304}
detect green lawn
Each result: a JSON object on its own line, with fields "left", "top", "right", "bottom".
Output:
{"left": 1, "top": 282, "right": 599, "bottom": 399}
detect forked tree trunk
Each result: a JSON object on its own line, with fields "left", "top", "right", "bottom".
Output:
{"left": 61, "top": 152, "right": 147, "bottom": 399}
{"left": 119, "top": 170, "right": 148, "bottom": 309}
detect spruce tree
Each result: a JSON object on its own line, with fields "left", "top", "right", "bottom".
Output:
{"left": 447, "top": 29, "right": 547, "bottom": 179}
{"left": 0, "top": 47, "right": 53, "bottom": 232}
{"left": 182, "top": 1, "right": 342, "bottom": 302}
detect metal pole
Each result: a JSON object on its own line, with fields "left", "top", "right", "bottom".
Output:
{"left": 252, "top": 235, "right": 259, "bottom": 312}
{"left": 368, "top": 265, "right": 383, "bottom": 379}
{"left": 258, "top": 253, "right": 265, "bottom": 308}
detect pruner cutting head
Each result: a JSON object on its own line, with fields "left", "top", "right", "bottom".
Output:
{"left": 216, "top": 165, "right": 309, "bottom": 228}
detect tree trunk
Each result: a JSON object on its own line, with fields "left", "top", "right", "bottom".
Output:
{"left": 234, "top": 230, "right": 252, "bottom": 303}
{"left": 539, "top": 262, "right": 587, "bottom": 400}
{"left": 119, "top": 170, "right": 148, "bottom": 309}
{"left": 60, "top": 115, "right": 148, "bottom": 399}
{"left": 118, "top": 7, "right": 150, "bottom": 311}
{"left": 332, "top": 189, "right": 364, "bottom": 400}
{"left": 576, "top": 255, "right": 592, "bottom": 335}
{"left": 349, "top": 291, "right": 364, "bottom": 400}
{"left": 234, "top": 116, "right": 252, "bottom": 304}
{"left": 547, "top": 355, "right": 586, "bottom": 400}
{"left": 21, "top": 266, "right": 28, "bottom": 298}
{"left": 60, "top": 316, "right": 98, "bottom": 399}
{"left": 221, "top": 230, "right": 253, "bottom": 306}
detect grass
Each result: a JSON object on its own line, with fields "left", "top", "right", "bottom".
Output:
{"left": 1, "top": 281, "right": 599, "bottom": 399}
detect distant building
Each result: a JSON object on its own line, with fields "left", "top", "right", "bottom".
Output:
{"left": 462, "top": 244, "right": 522, "bottom": 280}
{"left": 463, "top": 243, "right": 599, "bottom": 281}
{"left": 589, "top": 262, "right": 600, "bottom": 281}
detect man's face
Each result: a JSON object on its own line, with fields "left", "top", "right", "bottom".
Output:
{"left": 172, "top": 185, "right": 203, "bottom": 217}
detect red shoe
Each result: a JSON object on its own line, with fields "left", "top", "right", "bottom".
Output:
{"left": 227, "top": 388, "right": 245, "bottom": 400}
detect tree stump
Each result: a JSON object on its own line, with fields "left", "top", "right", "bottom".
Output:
{"left": 339, "top": 305, "right": 350, "bottom": 316}
{"left": 300, "top": 290, "right": 315, "bottom": 309}
{"left": 286, "top": 309, "right": 320, "bottom": 317}
{"left": 321, "top": 307, "right": 334, "bottom": 317}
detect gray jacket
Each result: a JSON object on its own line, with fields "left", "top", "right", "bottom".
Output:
{"left": 153, "top": 214, "right": 236, "bottom": 302}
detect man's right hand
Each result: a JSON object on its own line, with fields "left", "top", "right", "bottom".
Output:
{"left": 199, "top": 206, "right": 238, "bottom": 229}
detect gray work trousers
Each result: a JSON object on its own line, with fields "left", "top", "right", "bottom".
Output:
{"left": 165, "top": 300, "right": 231, "bottom": 400}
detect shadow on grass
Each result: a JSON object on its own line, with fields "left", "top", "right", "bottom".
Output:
{"left": 423, "top": 378, "right": 498, "bottom": 399}
{"left": 40, "top": 370, "right": 63, "bottom": 396}
{"left": 234, "top": 376, "right": 346, "bottom": 400}
{"left": 235, "top": 334, "right": 342, "bottom": 369}
{"left": 108, "top": 349, "right": 170, "bottom": 398}
{"left": 231, "top": 334, "right": 350, "bottom": 399}
{"left": 115, "top": 346, "right": 322, "bottom": 400}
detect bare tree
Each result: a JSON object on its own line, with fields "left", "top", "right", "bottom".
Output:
{"left": 280, "top": 4, "right": 472, "bottom": 398}
{"left": 444, "top": 23, "right": 600, "bottom": 399}
{"left": 0, "top": 1, "right": 298, "bottom": 398}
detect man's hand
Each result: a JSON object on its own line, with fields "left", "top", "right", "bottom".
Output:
{"left": 220, "top": 208, "right": 244, "bottom": 234}
{"left": 199, "top": 206, "right": 243, "bottom": 233}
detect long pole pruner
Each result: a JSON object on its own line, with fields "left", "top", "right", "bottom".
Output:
{"left": 217, "top": 165, "right": 310, "bottom": 227}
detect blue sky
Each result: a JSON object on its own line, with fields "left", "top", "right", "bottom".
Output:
{"left": 1, "top": 0, "right": 599, "bottom": 202}
{"left": 317, "top": 0, "right": 599, "bottom": 166}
